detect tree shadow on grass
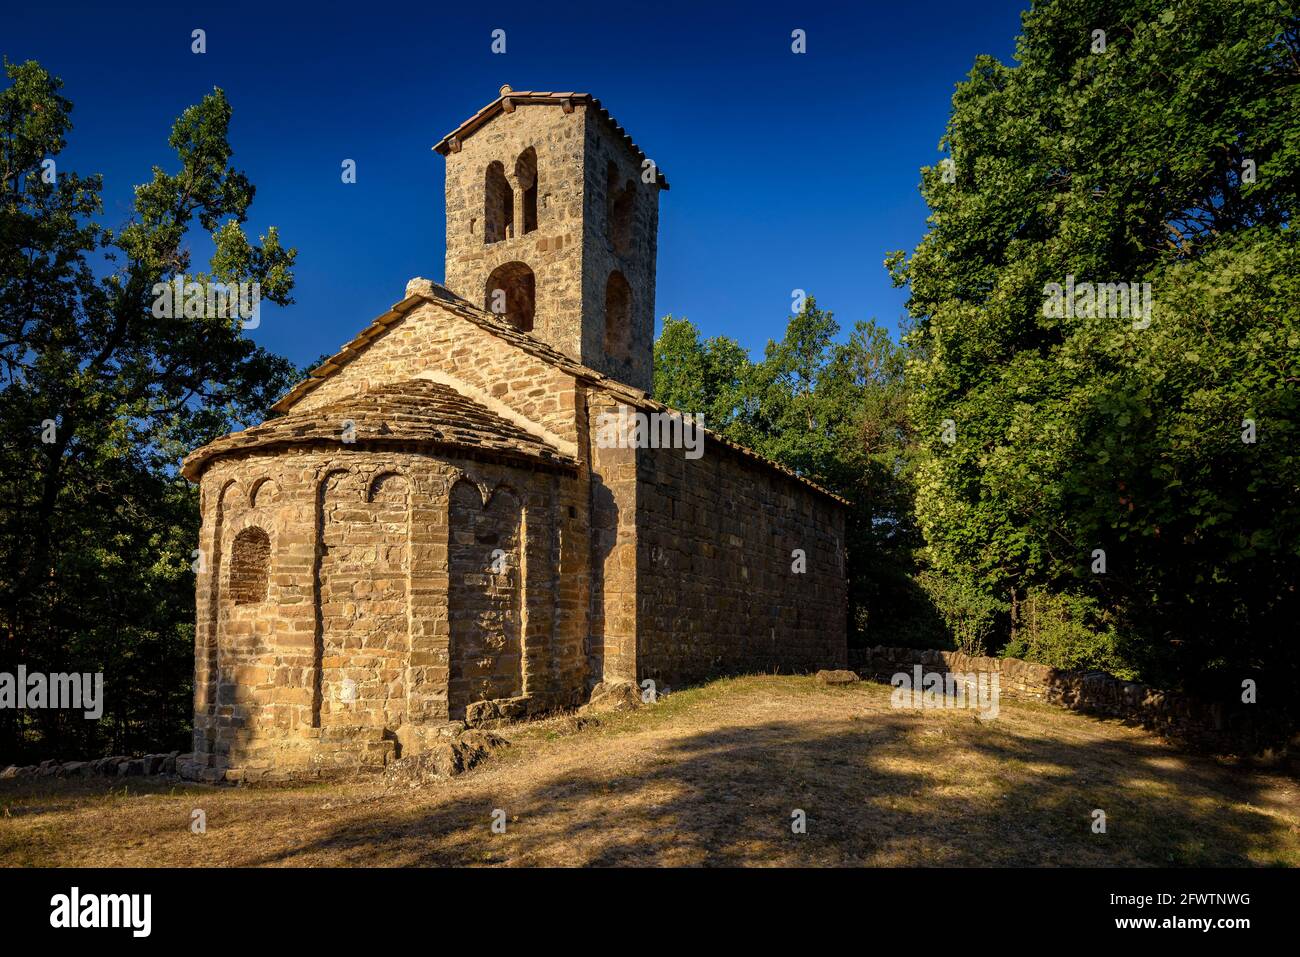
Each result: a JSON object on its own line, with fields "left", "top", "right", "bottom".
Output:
{"left": 241, "top": 707, "right": 1295, "bottom": 868}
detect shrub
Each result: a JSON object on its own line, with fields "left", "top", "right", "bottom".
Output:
{"left": 1002, "top": 588, "right": 1137, "bottom": 679}
{"left": 912, "top": 570, "right": 1006, "bottom": 656}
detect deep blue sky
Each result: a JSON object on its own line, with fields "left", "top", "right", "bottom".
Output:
{"left": 5, "top": 0, "right": 1029, "bottom": 368}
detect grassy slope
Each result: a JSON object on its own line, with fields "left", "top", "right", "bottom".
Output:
{"left": 1, "top": 675, "right": 1296, "bottom": 867}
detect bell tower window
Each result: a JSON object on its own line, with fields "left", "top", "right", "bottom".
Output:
{"left": 485, "top": 262, "right": 536, "bottom": 333}
{"left": 485, "top": 161, "right": 514, "bottom": 244}
{"left": 515, "top": 147, "right": 538, "bottom": 235}
{"left": 604, "top": 270, "right": 632, "bottom": 361}
{"left": 606, "top": 162, "right": 635, "bottom": 256}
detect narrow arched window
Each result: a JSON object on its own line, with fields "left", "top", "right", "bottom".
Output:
{"left": 485, "top": 262, "right": 537, "bottom": 332}
{"left": 484, "top": 161, "right": 514, "bottom": 244}
{"left": 606, "top": 162, "right": 635, "bottom": 255}
{"left": 515, "top": 147, "right": 538, "bottom": 235}
{"left": 229, "top": 527, "right": 270, "bottom": 605}
{"left": 604, "top": 270, "right": 632, "bottom": 360}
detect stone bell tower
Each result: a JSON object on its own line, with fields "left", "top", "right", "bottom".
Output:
{"left": 435, "top": 86, "right": 668, "bottom": 393}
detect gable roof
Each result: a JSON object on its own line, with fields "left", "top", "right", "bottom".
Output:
{"left": 265, "top": 280, "right": 849, "bottom": 506}
{"left": 433, "top": 88, "right": 669, "bottom": 190}
{"left": 270, "top": 280, "right": 617, "bottom": 414}
{"left": 182, "top": 378, "right": 575, "bottom": 481}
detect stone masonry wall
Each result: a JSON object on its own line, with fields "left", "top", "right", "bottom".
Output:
{"left": 579, "top": 107, "right": 660, "bottom": 393}
{"left": 316, "top": 469, "right": 411, "bottom": 738}
{"left": 631, "top": 426, "right": 848, "bottom": 689}
{"left": 848, "top": 646, "right": 1295, "bottom": 754}
{"left": 444, "top": 102, "right": 588, "bottom": 360}
{"left": 291, "top": 299, "right": 580, "bottom": 453}
{"left": 442, "top": 101, "right": 662, "bottom": 393}
{"left": 190, "top": 445, "right": 583, "bottom": 783}
{"left": 448, "top": 480, "right": 523, "bottom": 716}
{"left": 586, "top": 389, "right": 638, "bottom": 684}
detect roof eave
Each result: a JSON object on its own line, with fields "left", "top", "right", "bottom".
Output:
{"left": 268, "top": 293, "right": 427, "bottom": 414}
{"left": 432, "top": 91, "right": 669, "bottom": 190}
{"left": 181, "top": 436, "right": 577, "bottom": 485}
{"left": 241, "top": 284, "right": 844, "bottom": 506}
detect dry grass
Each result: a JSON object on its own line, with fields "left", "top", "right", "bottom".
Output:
{"left": 2, "top": 675, "right": 1296, "bottom": 867}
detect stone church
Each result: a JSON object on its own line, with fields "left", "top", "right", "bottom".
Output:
{"left": 181, "top": 87, "right": 847, "bottom": 782}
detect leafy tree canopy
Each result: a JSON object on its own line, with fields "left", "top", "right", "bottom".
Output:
{"left": 0, "top": 59, "right": 300, "bottom": 759}
{"left": 888, "top": 0, "right": 1299, "bottom": 687}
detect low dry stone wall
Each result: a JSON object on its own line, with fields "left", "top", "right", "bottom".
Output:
{"left": 849, "top": 646, "right": 1293, "bottom": 756}
{"left": 1, "top": 752, "right": 183, "bottom": 781}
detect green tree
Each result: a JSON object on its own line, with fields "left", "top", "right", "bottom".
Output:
{"left": 653, "top": 315, "right": 750, "bottom": 432}
{"left": 890, "top": 1, "right": 1299, "bottom": 690}
{"left": 654, "top": 300, "right": 924, "bottom": 644}
{"left": 0, "top": 60, "right": 299, "bottom": 760}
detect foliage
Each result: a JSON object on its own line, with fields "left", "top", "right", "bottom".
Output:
{"left": 654, "top": 301, "right": 923, "bottom": 645}
{"left": 0, "top": 60, "right": 300, "bottom": 761}
{"left": 653, "top": 316, "right": 751, "bottom": 434}
{"left": 889, "top": 0, "right": 1300, "bottom": 691}
{"left": 1003, "top": 587, "right": 1135, "bottom": 677}
{"left": 910, "top": 570, "right": 1006, "bottom": 656}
